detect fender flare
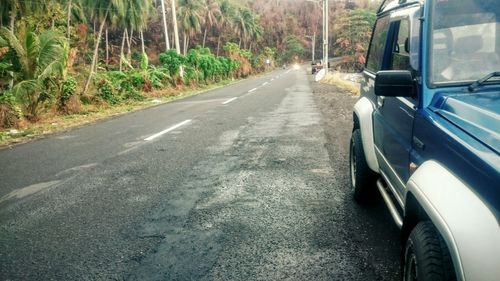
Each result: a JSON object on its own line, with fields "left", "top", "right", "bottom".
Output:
{"left": 353, "top": 97, "right": 379, "bottom": 173}
{"left": 406, "top": 160, "right": 500, "bottom": 281}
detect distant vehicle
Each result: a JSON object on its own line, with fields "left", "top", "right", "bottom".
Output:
{"left": 311, "top": 61, "right": 322, "bottom": 74}
{"left": 350, "top": 0, "right": 500, "bottom": 280}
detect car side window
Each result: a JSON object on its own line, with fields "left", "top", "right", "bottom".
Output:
{"left": 390, "top": 19, "right": 412, "bottom": 71}
{"left": 366, "top": 16, "right": 391, "bottom": 72}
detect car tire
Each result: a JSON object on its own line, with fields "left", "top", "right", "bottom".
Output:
{"left": 349, "top": 129, "right": 378, "bottom": 203}
{"left": 403, "top": 221, "right": 456, "bottom": 281}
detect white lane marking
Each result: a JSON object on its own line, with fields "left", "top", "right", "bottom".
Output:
{"left": 270, "top": 78, "right": 274, "bottom": 81}
{"left": 286, "top": 70, "right": 291, "bottom": 74}
{"left": 222, "top": 97, "right": 238, "bottom": 105}
{"left": 262, "top": 82, "right": 269, "bottom": 86}
{"left": 248, "top": 88, "right": 258, "bottom": 93}
{"left": 144, "top": 119, "right": 192, "bottom": 141}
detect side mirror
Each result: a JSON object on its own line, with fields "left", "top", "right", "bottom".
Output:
{"left": 375, "top": 70, "right": 414, "bottom": 97}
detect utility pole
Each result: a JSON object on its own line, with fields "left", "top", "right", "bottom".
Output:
{"left": 312, "top": 32, "right": 316, "bottom": 62}
{"left": 323, "top": 0, "right": 329, "bottom": 74}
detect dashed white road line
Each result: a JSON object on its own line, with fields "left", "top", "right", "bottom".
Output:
{"left": 144, "top": 119, "right": 192, "bottom": 141}
{"left": 248, "top": 88, "right": 258, "bottom": 93}
{"left": 262, "top": 82, "right": 269, "bottom": 86}
{"left": 270, "top": 78, "right": 274, "bottom": 81}
{"left": 222, "top": 97, "right": 238, "bottom": 105}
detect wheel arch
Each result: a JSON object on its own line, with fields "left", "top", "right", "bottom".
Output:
{"left": 352, "top": 97, "right": 379, "bottom": 173}
{"left": 404, "top": 160, "right": 500, "bottom": 281}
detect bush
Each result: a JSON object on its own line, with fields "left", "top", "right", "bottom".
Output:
{"left": 95, "top": 78, "right": 120, "bottom": 105}
{"left": 0, "top": 90, "right": 20, "bottom": 128}
{"left": 59, "top": 76, "right": 80, "bottom": 113}
{"left": 159, "top": 50, "right": 185, "bottom": 77}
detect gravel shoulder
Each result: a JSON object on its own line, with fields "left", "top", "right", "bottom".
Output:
{"left": 310, "top": 77, "right": 401, "bottom": 281}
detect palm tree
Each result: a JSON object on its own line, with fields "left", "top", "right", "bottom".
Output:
{"left": 160, "top": 0, "right": 170, "bottom": 51}
{"left": 233, "top": 8, "right": 257, "bottom": 49}
{"left": 177, "top": 0, "right": 203, "bottom": 54}
{"left": 201, "top": 0, "right": 220, "bottom": 48}
{"left": 171, "top": 0, "right": 181, "bottom": 54}
{"left": 83, "top": 0, "right": 125, "bottom": 96}
{"left": 215, "top": 0, "right": 235, "bottom": 56}
{"left": 125, "top": 0, "right": 152, "bottom": 55}
{"left": 0, "top": 27, "right": 68, "bottom": 119}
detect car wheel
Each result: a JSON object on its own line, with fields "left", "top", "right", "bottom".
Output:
{"left": 349, "top": 129, "right": 378, "bottom": 203}
{"left": 404, "top": 221, "right": 456, "bottom": 281}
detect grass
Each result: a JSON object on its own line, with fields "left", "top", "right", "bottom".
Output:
{"left": 0, "top": 78, "right": 243, "bottom": 148}
{"left": 320, "top": 72, "right": 360, "bottom": 95}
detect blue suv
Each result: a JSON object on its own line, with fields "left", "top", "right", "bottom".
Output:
{"left": 350, "top": 0, "right": 500, "bottom": 280}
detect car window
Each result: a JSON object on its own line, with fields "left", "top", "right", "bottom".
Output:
{"left": 366, "top": 16, "right": 391, "bottom": 72}
{"left": 391, "top": 19, "right": 412, "bottom": 71}
{"left": 429, "top": 0, "right": 500, "bottom": 84}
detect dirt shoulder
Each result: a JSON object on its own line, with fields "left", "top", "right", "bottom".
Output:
{"left": 310, "top": 77, "right": 401, "bottom": 281}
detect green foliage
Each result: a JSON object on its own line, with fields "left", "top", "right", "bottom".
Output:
{"left": 333, "top": 9, "right": 377, "bottom": 71}
{"left": 95, "top": 78, "right": 120, "bottom": 105}
{"left": 0, "top": 26, "right": 67, "bottom": 119}
{"left": 148, "top": 66, "right": 170, "bottom": 89}
{"left": 140, "top": 52, "right": 149, "bottom": 72}
{"left": 60, "top": 76, "right": 77, "bottom": 104}
{"left": 280, "top": 35, "right": 304, "bottom": 64}
{"left": 159, "top": 50, "right": 185, "bottom": 77}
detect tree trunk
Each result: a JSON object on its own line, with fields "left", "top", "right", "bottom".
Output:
{"left": 120, "top": 29, "right": 128, "bottom": 71}
{"left": 10, "top": 2, "right": 16, "bottom": 32}
{"left": 239, "top": 37, "right": 242, "bottom": 48}
{"left": 171, "top": 0, "right": 181, "bottom": 54}
{"left": 83, "top": 10, "right": 109, "bottom": 96}
{"left": 160, "top": 0, "right": 170, "bottom": 51}
{"left": 127, "top": 29, "right": 133, "bottom": 61}
{"left": 183, "top": 32, "right": 187, "bottom": 55}
{"left": 216, "top": 35, "right": 221, "bottom": 56}
{"left": 202, "top": 27, "right": 208, "bottom": 48}
{"left": 140, "top": 30, "right": 145, "bottom": 54}
{"left": 67, "top": 0, "right": 72, "bottom": 40}
{"left": 105, "top": 27, "right": 109, "bottom": 66}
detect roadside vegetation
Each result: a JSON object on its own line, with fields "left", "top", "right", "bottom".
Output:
{"left": 0, "top": 0, "right": 379, "bottom": 145}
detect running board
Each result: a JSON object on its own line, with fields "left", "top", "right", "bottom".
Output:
{"left": 377, "top": 179, "right": 403, "bottom": 229}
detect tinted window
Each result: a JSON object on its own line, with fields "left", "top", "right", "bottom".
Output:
{"left": 391, "top": 19, "right": 412, "bottom": 71}
{"left": 366, "top": 16, "right": 390, "bottom": 72}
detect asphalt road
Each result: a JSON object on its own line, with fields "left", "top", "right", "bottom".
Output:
{"left": 0, "top": 68, "right": 400, "bottom": 280}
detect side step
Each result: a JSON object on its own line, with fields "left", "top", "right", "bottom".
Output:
{"left": 376, "top": 179, "right": 403, "bottom": 229}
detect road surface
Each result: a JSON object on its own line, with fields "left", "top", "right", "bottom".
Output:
{"left": 0, "top": 68, "right": 400, "bottom": 280}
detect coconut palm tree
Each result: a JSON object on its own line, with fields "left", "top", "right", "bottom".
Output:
{"left": 201, "top": 0, "right": 220, "bottom": 48}
{"left": 171, "top": 0, "right": 181, "bottom": 54}
{"left": 0, "top": 27, "right": 68, "bottom": 119}
{"left": 82, "top": 0, "right": 125, "bottom": 96}
{"left": 159, "top": 0, "right": 170, "bottom": 51}
{"left": 233, "top": 8, "right": 258, "bottom": 49}
{"left": 215, "top": 0, "right": 235, "bottom": 56}
{"left": 125, "top": 0, "right": 152, "bottom": 55}
{"left": 177, "top": 0, "right": 203, "bottom": 54}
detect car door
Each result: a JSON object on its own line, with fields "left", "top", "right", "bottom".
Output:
{"left": 372, "top": 9, "right": 421, "bottom": 202}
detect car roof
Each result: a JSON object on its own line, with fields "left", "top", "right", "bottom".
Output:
{"left": 378, "top": 0, "right": 423, "bottom": 15}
